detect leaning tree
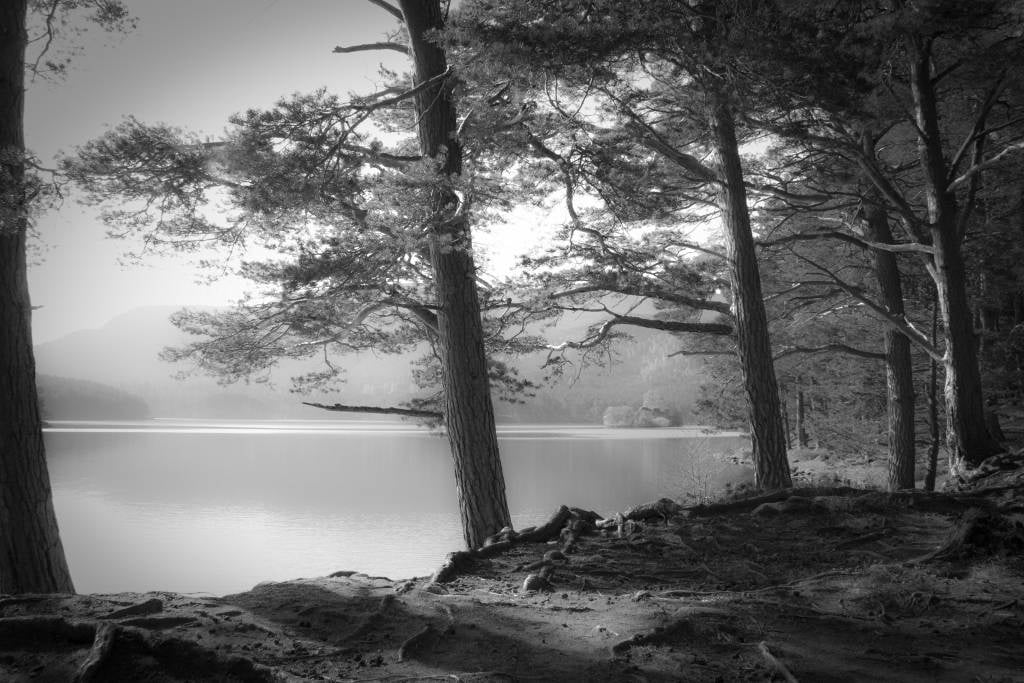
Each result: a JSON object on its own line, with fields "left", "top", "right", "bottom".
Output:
{"left": 66, "top": 0, "right": 514, "bottom": 549}
{"left": 0, "top": 0, "right": 132, "bottom": 594}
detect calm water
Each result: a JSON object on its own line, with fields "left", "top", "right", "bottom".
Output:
{"left": 45, "top": 420, "right": 747, "bottom": 595}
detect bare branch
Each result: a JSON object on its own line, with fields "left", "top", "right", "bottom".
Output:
{"left": 955, "top": 128, "right": 986, "bottom": 241}
{"left": 365, "top": 0, "right": 404, "bottom": 22}
{"left": 608, "top": 314, "right": 733, "bottom": 335}
{"left": 29, "top": 0, "right": 61, "bottom": 79}
{"left": 353, "top": 66, "right": 452, "bottom": 111}
{"left": 303, "top": 402, "right": 441, "bottom": 419}
{"left": 549, "top": 283, "right": 733, "bottom": 317}
{"left": 760, "top": 229, "right": 933, "bottom": 255}
{"left": 667, "top": 349, "right": 735, "bottom": 358}
{"left": 629, "top": 124, "right": 719, "bottom": 185}
{"left": 333, "top": 42, "right": 407, "bottom": 55}
{"left": 854, "top": 153, "right": 927, "bottom": 243}
{"left": 948, "top": 140, "right": 1024, "bottom": 192}
{"left": 546, "top": 312, "right": 732, "bottom": 355}
{"left": 790, "top": 250, "right": 942, "bottom": 362}
{"left": 947, "top": 73, "right": 1005, "bottom": 176}
{"left": 774, "top": 344, "right": 885, "bottom": 362}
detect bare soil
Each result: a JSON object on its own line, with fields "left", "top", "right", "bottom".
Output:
{"left": 2, "top": 454, "right": 1023, "bottom": 682}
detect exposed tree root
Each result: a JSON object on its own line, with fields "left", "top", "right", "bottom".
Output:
{"left": 609, "top": 617, "right": 701, "bottom": 656}
{"left": 757, "top": 641, "right": 799, "bottom": 683}
{"left": 0, "top": 615, "right": 95, "bottom": 642}
{"left": 0, "top": 615, "right": 290, "bottom": 682}
{"left": 910, "top": 507, "right": 1024, "bottom": 563}
{"left": 475, "top": 540, "right": 513, "bottom": 558}
{"left": 102, "top": 597, "right": 164, "bottom": 619}
{"left": 431, "top": 551, "right": 476, "bottom": 585}
{"left": 833, "top": 530, "right": 892, "bottom": 550}
{"left": 431, "top": 506, "right": 579, "bottom": 584}
{"left": 397, "top": 623, "right": 437, "bottom": 662}
{"left": 685, "top": 489, "right": 796, "bottom": 515}
{"left": 622, "top": 498, "right": 683, "bottom": 522}
{"left": 0, "top": 593, "right": 68, "bottom": 612}
{"left": 516, "top": 505, "right": 572, "bottom": 543}
{"left": 348, "top": 594, "right": 397, "bottom": 641}
{"left": 74, "top": 622, "right": 118, "bottom": 683}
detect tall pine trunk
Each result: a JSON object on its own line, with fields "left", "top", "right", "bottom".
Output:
{"left": 795, "top": 388, "right": 808, "bottom": 448}
{"left": 859, "top": 142, "right": 916, "bottom": 490}
{"left": 400, "top": 0, "right": 512, "bottom": 548}
{"left": 908, "top": 40, "right": 1001, "bottom": 476}
{"left": 709, "top": 93, "right": 791, "bottom": 489}
{"left": 924, "top": 297, "right": 941, "bottom": 491}
{"left": 0, "top": 0, "right": 75, "bottom": 594}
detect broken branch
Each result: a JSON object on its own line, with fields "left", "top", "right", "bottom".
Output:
{"left": 302, "top": 402, "right": 442, "bottom": 419}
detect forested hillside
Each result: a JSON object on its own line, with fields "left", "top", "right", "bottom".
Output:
{"left": 36, "top": 375, "right": 149, "bottom": 421}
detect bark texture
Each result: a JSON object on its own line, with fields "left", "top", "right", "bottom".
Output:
{"left": 0, "top": 0, "right": 75, "bottom": 593}
{"left": 924, "top": 300, "right": 941, "bottom": 491}
{"left": 795, "top": 389, "right": 808, "bottom": 449}
{"left": 908, "top": 42, "right": 1001, "bottom": 475}
{"left": 399, "top": 0, "right": 512, "bottom": 548}
{"left": 860, "top": 168, "right": 916, "bottom": 490}
{"left": 708, "top": 93, "right": 791, "bottom": 490}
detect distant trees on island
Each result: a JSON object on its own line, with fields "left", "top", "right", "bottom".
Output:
{"left": 36, "top": 376, "right": 149, "bottom": 422}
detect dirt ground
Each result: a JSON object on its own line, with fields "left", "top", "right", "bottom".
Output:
{"left": 2, "top": 453, "right": 1023, "bottom": 682}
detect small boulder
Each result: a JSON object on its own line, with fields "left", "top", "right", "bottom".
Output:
{"left": 521, "top": 573, "right": 552, "bottom": 593}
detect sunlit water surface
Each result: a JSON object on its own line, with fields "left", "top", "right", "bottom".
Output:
{"left": 46, "top": 420, "right": 747, "bottom": 595}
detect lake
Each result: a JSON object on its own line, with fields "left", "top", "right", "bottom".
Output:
{"left": 45, "top": 420, "right": 748, "bottom": 595}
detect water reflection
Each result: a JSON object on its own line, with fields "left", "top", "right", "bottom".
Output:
{"left": 46, "top": 421, "right": 746, "bottom": 595}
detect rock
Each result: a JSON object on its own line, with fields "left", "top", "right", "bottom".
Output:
{"left": 521, "top": 574, "right": 551, "bottom": 593}
{"left": 752, "top": 496, "right": 816, "bottom": 516}
{"left": 543, "top": 550, "right": 567, "bottom": 563}
{"left": 104, "top": 598, "right": 164, "bottom": 620}
{"left": 624, "top": 497, "right": 683, "bottom": 521}
{"left": 752, "top": 503, "right": 783, "bottom": 516}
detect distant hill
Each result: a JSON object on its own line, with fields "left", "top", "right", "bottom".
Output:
{"left": 32, "top": 306, "right": 426, "bottom": 419}
{"left": 33, "top": 305, "right": 704, "bottom": 423}
{"left": 37, "top": 375, "right": 150, "bottom": 421}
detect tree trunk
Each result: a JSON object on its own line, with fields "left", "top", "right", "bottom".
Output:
{"left": 859, "top": 148, "right": 916, "bottom": 490}
{"left": 708, "top": 93, "right": 791, "bottom": 489}
{"left": 908, "top": 41, "right": 1002, "bottom": 476}
{"left": 399, "top": 0, "right": 512, "bottom": 549}
{"left": 924, "top": 298, "right": 940, "bottom": 492}
{"left": 0, "top": 0, "right": 75, "bottom": 594}
{"left": 780, "top": 387, "right": 792, "bottom": 450}
{"left": 795, "top": 389, "right": 808, "bottom": 449}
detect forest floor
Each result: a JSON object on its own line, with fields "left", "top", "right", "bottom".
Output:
{"left": 2, "top": 452, "right": 1024, "bottom": 682}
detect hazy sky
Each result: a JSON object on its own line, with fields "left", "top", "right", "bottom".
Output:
{"left": 26, "top": 0, "right": 427, "bottom": 342}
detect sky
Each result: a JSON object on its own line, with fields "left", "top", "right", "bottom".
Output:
{"left": 26, "top": 0, "right": 478, "bottom": 342}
